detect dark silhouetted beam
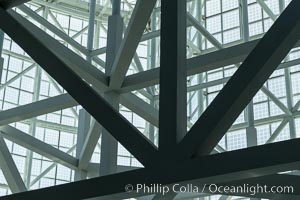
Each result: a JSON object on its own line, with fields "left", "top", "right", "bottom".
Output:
{"left": 3, "top": 138, "right": 300, "bottom": 200}
{"left": 0, "top": 8, "right": 158, "bottom": 167}
{"left": 159, "top": 0, "right": 186, "bottom": 152}
{"left": 177, "top": 0, "right": 300, "bottom": 159}
{"left": 0, "top": 0, "right": 30, "bottom": 9}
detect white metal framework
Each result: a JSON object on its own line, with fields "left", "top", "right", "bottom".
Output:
{"left": 0, "top": 0, "right": 299, "bottom": 200}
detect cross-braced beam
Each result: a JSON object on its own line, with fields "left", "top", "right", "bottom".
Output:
{"left": 0, "top": 7, "right": 158, "bottom": 167}
{"left": 177, "top": 0, "right": 300, "bottom": 159}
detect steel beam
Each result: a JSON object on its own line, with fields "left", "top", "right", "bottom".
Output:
{"left": 109, "top": 0, "right": 157, "bottom": 89}
{"left": 0, "top": 125, "right": 78, "bottom": 169}
{"left": 147, "top": 11, "right": 157, "bottom": 143}
{"left": 0, "top": 8, "right": 158, "bottom": 167}
{"left": 177, "top": 0, "right": 300, "bottom": 159}
{"left": 0, "top": 30, "right": 4, "bottom": 84}
{"left": 121, "top": 40, "right": 300, "bottom": 93}
{"left": 3, "top": 138, "right": 300, "bottom": 199}
{"left": 86, "top": 0, "right": 96, "bottom": 62}
{"left": 265, "top": 117, "right": 289, "bottom": 144}
{"left": 78, "top": 119, "right": 101, "bottom": 170}
{"left": 0, "top": 63, "right": 36, "bottom": 92}
{"left": 121, "top": 39, "right": 258, "bottom": 92}
{"left": 261, "top": 86, "right": 292, "bottom": 115}
{"left": 120, "top": 93, "right": 158, "bottom": 127}
{"left": 0, "top": 135, "right": 27, "bottom": 193}
{"left": 0, "top": 0, "right": 30, "bottom": 9}
{"left": 0, "top": 94, "right": 77, "bottom": 126}
{"left": 99, "top": 0, "right": 124, "bottom": 176}
{"left": 18, "top": 5, "right": 88, "bottom": 55}
{"left": 45, "top": 73, "right": 79, "bottom": 118}
{"left": 17, "top": 6, "right": 108, "bottom": 89}
{"left": 0, "top": 92, "right": 156, "bottom": 132}
{"left": 30, "top": 145, "right": 76, "bottom": 188}
{"left": 86, "top": 163, "right": 140, "bottom": 177}
{"left": 187, "top": 12, "right": 222, "bottom": 49}
{"left": 99, "top": 93, "right": 120, "bottom": 175}
{"left": 257, "top": 0, "right": 277, "bottom": 21}
{"left": 159, "top": 0, "right": 186, "bottom": 151}
{"left": 75, "top": 109, "right": 90, "bottom": 180}
{"left": 7, "top": 9, "right": 109, "bottom": 91}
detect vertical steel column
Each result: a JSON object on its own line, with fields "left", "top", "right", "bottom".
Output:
{"left": 0, "top": 29, "right": 4, "bottom": 83}
{"left": 24, "top": 63, "right": 42, "bottom": 188}
{"left": 86, "top": 0, "right": 96, "bottom": 63}
{"left": 99, "top": 93, "right": 120, "bottom": 175}
{"left": 74, "top": 0, "right": 96, "bottom": 181}
{"left": 99, "top": 0, "right": 123, "bottom": 176}
{"left": 148, "top": 10, "right": 157, "bottom": 143}
{"left": 0, "top": 29, "right": 3, "bottom": 55}
{"left": 279, "top": 1, "right": 296, "bottom": 139}
{"left": 240, "top": 0, "right": 257, "bottom": 147}
{"left": 76, "top": 0, "right": 95, "bottom": 179}
{"left": 75, "top": 109, "right": 90, "bottom": 181}
{"left": 112, "top": 0, "right": 120, "bottom": 15}
{"left": 24, "top": 7, "right": 48, "bottom": 188}
{"left": 196, "top": 0, "right": 205, "bottom": 117}
{"left": 285, "top": 66, "right": 296, "bottom": 139}
{"left": 159, "top": 0, "right": 187, "bottom": 152}
{"left": 279, "top": 0, "right": 285, "bottom": 12}
{"left": 240, "top": 0, "right": 249, "bottom": 42}
{"left": 94, "top": 20, "right": 100, "bottom": 50}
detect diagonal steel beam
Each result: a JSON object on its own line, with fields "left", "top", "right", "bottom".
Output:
{"left": 0, "top": 125, "right": 78, "bottom": 169}
{"left": 4, "top": 10, "right": 109, "bottom": 92}
{"left": 29, "top": 145, "right": 76, "bottom": 188}
{"left": 177, "top": 0, "right": 300, "bottom": 159}
{"left": 265, "top": 117, "right": 289, "bottom": 144}
{"left": 187, "top": 12, "right": 222, "bottom": 49}
{"left": 0, "top": 0, "right": 30, "bottom": 9}
{"left": 0, "top": 135, "right": 27, "bottom": 193}
{"left": 0, "top": 91, "right": 157, "bottom": 131}
{"left": 18, "top": 4, "right": 88, "bottom": 55}
{"left": 120, "top": 93, "right": 158, "bottom": 127}
{"left": 257, "top": 0, "right": 277, "bottom": 21}
{"left": 0, "top": 63, "right": 36, "bottom": 91}
{"left": 0, "top": 94, "right": 77, "bottom": 126}
{"left": 109, "top": 0, "right": 157, "bottom": 89}
{"left": 78, "top": 118, "right": 101, "bottom": 169}
{"left": 3, "top": 138, "right": 300, "bottom": 199}
{"left": 261, "top": 86, "right": 292, "bottom": 115}
{"left": 0, "top": 8, "right": 158, "bottom": 167}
